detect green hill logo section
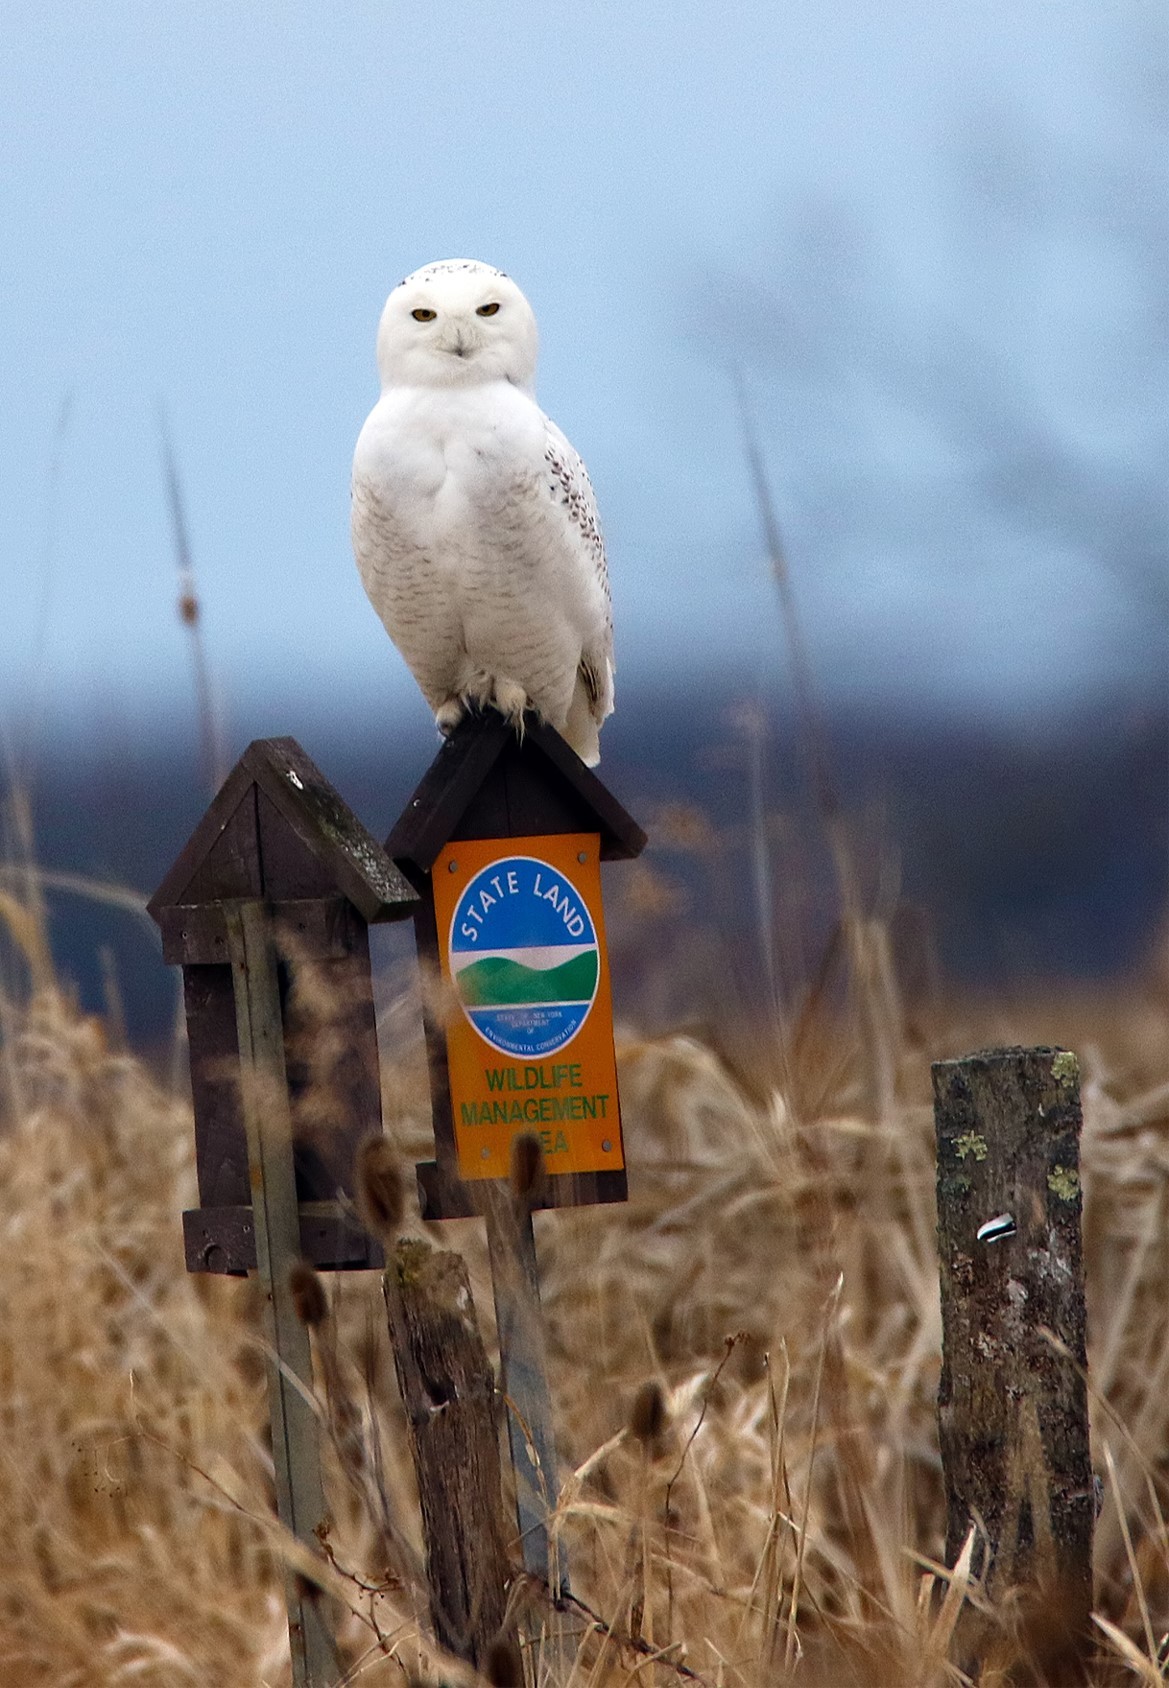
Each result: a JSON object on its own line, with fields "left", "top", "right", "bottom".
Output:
{"left": 448, "top": 854, "right": 601, "bottom": 1058}
{"left": 454, "top": 949, "right": 599, "bottom": 1009}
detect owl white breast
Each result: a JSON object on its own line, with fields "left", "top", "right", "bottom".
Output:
{"left": 351, "top": 258, "right": 614, "bottom": 766}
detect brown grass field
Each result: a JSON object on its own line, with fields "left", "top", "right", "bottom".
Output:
{"left": 0, "top": 846, "right": 1167, "bottom": 1685}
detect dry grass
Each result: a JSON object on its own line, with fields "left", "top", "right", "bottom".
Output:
{"left": 0, "top": 992, "right": 287, "bottom": 1684}
{"left": 0, "top": 915, "right": 1165, "bottom": 1687}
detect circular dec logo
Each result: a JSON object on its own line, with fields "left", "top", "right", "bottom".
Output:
{"left": 449, "top": 855, "right": 600, "bottom": 1058}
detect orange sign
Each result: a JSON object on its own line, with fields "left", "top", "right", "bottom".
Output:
{"left": 431, "top": 832, "right": 625, "bottom": 1182}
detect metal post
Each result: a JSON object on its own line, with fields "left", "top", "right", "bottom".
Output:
{"left": 226, "top": 901, "right": 336, "bottom": 1687}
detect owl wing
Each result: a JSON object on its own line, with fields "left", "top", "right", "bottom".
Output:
{"left": 542, "top": 416, "right": 615, "bottom": 723}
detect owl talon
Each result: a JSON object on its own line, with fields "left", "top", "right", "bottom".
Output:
{"left": 435, "top": 700, "right": 465, "bottom": 736}
{"left": 492, "top": 678, "right": 529, "bottom": 735}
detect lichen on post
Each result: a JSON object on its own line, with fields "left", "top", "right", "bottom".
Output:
{"left": 933, "top": 1045, "right": 1094, "bottom": 1678}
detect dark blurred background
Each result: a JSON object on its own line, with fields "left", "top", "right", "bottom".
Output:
{"left": 16, "top": 679, "right": 1165, "bottom": 1045}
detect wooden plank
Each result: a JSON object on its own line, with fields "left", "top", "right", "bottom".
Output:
{"left": 933, "top": 1045, "right": 1093, "bottom": 1679}
{"left": 163, "top": 896, "right": 367, "bottom": 966}
{"left": 386, "top": 712, "right": 513, "bottom": 871}
{"left": 415, "top": 1161, "right": 627, "bottom": 1221}
{"left": 182, "top": 1204, "right": 254, "bottom": 1276}
{"left": 183, "top": 963, "right": 250, "bottom": 1209}
{"left": 406, "top": 879, "right": 462, "bottom": 1172}
{"left": 148, "top": 765, "right": 260, "bottom": 916}
{"left": 383, "top": 1239, "right": 510, "bottom": 1668}
{"left": 247, "top": 737, "right": 418, "bottom": 922}
{"left": 183, "top": 1202, "right": 382, "bottom": 1274}
{"left": 257, "top": 787, "right": 339, "bottom": 900}
{"left": 482, "top": 1186, "right": 565, "bottom": 1596}
{"left": 181, "top": 785, "right": 263, "bottom": 905}
{"left": 226, "top": 901, "right": 337, "bottom": 1687}
{"left": 505, "top": 720, "right": 647, "bottom": 861}
{"left": 459, "top": 736, "right": 588, "bottom": 847}
{"left": 159, "top": 905, "right": 232, "bottom": 967}
{"left": 181, "top": 900, "right": 386, "bottom": 1269}
{"left": 273, "top": 896, "right": 369, "bottom": 961}
{"left": 386, "top": 711, "right": 646, "bottom": 873}
{"left": 283, "top": 932, "right": 385, "bottom": 1208}
{"left": 151, "top": 736, "right": 417, "bottom": 925}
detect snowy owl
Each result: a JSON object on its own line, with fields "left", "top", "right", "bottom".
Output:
{"left": 351, "top": 259, "right": 614, "bottom": 766}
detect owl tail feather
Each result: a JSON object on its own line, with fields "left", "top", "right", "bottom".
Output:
{"left": 563, "top": 677, "right": 603, "bottom": 767}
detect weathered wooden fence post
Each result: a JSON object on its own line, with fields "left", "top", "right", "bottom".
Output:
{"left": 386, "top": 712, "right": 646, "bottom": 1615}
{"left": 150, "top": 738, "right": 419, "bottom": 1686}
{"left": 933, "top": 1045, "right": 1094, "bottom": 1678}
{"left": 383, "top": 1238, "right": 511, "bottom": 1669}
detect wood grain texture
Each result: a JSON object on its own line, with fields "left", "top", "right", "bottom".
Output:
{"left": 183, "top": 962, "right": 249, "bottom": 1210}
{"left": 244, "top": 735, "right": 418, "bottom": 920}
{"left": 482, "top": 1187, "right": 565, "bottom": 1596}
{"left": 386, "top": 710, "right": 646, "bottom": 872}
{"left": 152, "top": 735, "right": 416, "bottom": 1277}
{"left": 162, "top": 896, "right": 375, "bottom": 968}
{"left": 280, "top": 924, "right": 383, "bottom": 1207}
{"left": 383, "top": 1239, "right": 511, "bottom": 1668}
{"left": 182, "top": 917, "right": 388, "bottom": 1266}
{"left": 226, "top": 901, "right": 337, "bottom": 1687}
{"left": 182, "top": 1201, "right": 381, "bottom": 1274}
{"left": 933, "top": 1046, "right": 1093, "bottom": 1678}
{"left": 149, "top": 734, "right": 418, "bottom": 925}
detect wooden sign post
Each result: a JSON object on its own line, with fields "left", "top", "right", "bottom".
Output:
{"left": 150, "top": 738, "right": 419, "bottom": 1687}
{"left": 387, "top": 712, "right": 646, "bottom": 1597}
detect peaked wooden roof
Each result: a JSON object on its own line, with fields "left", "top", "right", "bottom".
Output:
{"left": 148, "top": 736, "right": 417, "bottom": 923}
{"left": 385, "top": 711, "right": 647, "bottom": 873}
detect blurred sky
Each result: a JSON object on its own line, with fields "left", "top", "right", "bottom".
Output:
{"left": 1, "top": 0, "right": 1165, "bottom": 756}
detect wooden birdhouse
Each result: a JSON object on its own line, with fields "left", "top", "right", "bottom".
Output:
{"left": 149, "top": 736, "right": 419, "bottom": 1274}
{"left": 386, "top": 711, "right": 646, "bottom": 1221}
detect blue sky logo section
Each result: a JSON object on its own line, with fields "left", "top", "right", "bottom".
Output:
{"left": 449, "top": 856, "right": 600, "bottom": 1058}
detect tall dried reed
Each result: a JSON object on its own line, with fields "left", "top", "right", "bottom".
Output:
{"left": 1, "top": 742, "right": 1167, "bottom": 1684}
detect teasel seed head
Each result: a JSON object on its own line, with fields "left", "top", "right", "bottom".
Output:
{"left": 484, "top": 1631, "right": 523, "bottom": 1687}
{"left": 509, "top": 1131, "right": 545, "bottom": 1201}
{"left": 629, "top": 1379, "right": 668, "bottom": 1446}
{"left": 357, "top": 1135, "right": 405, "bottom": 1240}
{"left": 288, "top": 1259, "right": 328, "bottom": 1327}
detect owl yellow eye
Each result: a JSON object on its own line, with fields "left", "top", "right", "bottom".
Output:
{"left": 476, "top": 302, "right": 501, "bottom": 317}
{"left": 411, "top": 307, "right": 437, "bottom": 322}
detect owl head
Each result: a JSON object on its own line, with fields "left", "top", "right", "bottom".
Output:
{"left": 375, "top": 260, "right": 539, "bottom": 394}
